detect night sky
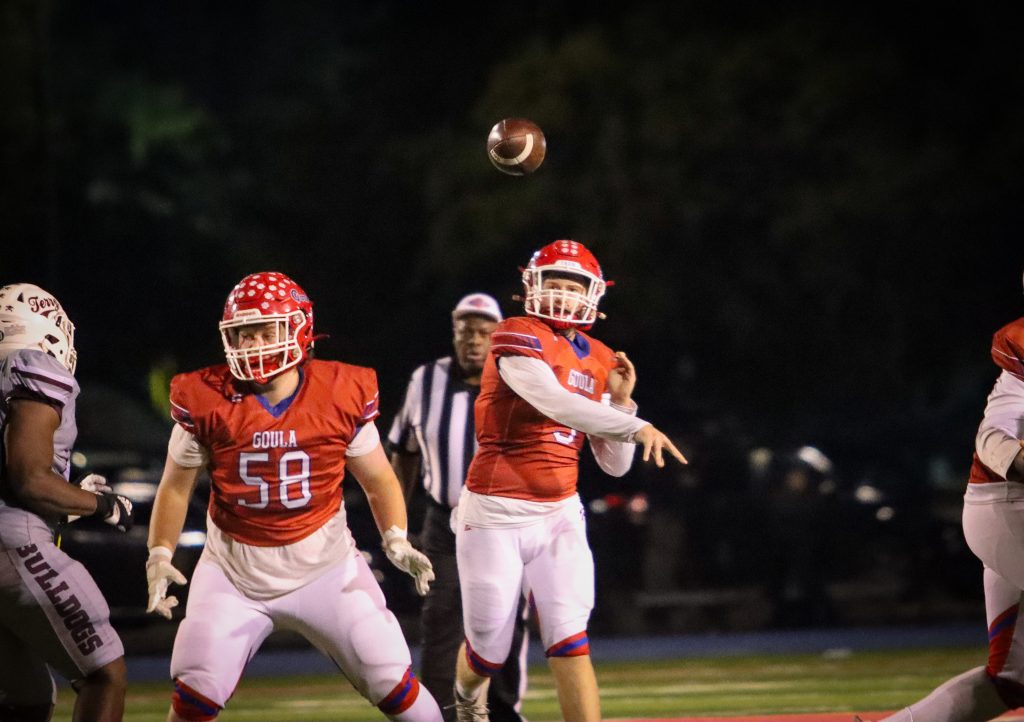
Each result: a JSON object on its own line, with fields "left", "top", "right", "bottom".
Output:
{"left": 4, "top": 1, "right": 1023, "bottom": 490}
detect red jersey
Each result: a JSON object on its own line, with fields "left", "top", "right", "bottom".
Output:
{"left": 969, "top": 317, "right": 1024, "bottom": 484}
{"left": 466, "top": 315, "right": 617, "bottom": 502}
{"left": 169, "top": 360, "right": 381, "bottom": 545}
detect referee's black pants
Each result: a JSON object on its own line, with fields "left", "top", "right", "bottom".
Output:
{"left": 419, "top": 502, "right": 528, "bottom": 722}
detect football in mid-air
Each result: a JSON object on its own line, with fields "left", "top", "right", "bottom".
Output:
{"left": 487, "top": 118, "right": 546, "bottom": 175}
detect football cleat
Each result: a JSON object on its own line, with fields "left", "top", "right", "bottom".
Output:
{"left": 450, "top": 687, "right": 489, "bottom": 722}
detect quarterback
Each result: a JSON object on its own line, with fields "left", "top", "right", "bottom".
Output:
{"left": 145, "top": 272, "right": 441, "bottom": 722}
{"left": 0, "top": 283, "right": 134, "bottom": 722}
{"left": 452, "top": 241, "right": 687, "bottom": 722}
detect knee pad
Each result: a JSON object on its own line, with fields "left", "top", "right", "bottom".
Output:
{"left": 465, "top": 640, "right": 504, "bottom": 677}
{"left": 546, "top": 631, "right": 590, "bottom": 658}
{"left": 377, "top": 666, "right": 421, "bottom": 716}
{"left": 172, "top": 678, "right": 221, "bottom": 721}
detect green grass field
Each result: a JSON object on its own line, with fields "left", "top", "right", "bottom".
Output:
{"left": 53, "top": 646, "right": 989, "bottom": 721}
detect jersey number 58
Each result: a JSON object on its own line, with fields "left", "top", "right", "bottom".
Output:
{"left": 237, "top": 450, "right": 312, "bottom": 509}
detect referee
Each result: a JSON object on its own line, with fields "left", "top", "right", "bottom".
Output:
{"left": 389, "top": 293, "right": 528, "bottom": 722}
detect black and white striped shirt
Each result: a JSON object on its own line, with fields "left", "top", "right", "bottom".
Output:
{"left": 387, "top": 356, "right": 479, "bottom": 509}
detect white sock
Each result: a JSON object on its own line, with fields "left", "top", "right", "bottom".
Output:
{"left": 455, "top": 678, "right": 486, "bottom": 702}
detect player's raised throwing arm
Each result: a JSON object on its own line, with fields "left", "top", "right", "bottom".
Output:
{"left": 497, "top": 355, "right": 687, "bottom": 467}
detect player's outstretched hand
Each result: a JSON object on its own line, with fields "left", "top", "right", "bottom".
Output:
{"left": 146, "top": 546, "right": 188, "bottom": 620}
{"left": 383, "top": 526, "right": 435, "bottom": 596}
{"left": 66, "top": 473, "right": 113, "bottom": 523}
{"left": 634, "top": 424, "right": 688, "bottom": 468}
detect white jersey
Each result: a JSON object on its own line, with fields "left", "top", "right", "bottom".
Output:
{"left": 0, "top": 349, "right": 125, "bottom": 684}
{"left": 0, "top": 349, "right": 79, "bottom": 521}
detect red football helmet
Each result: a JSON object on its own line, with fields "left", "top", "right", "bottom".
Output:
{"left": 218, "top": 272, "right": 314, "bottom": 383}
{"left": 522, "top": 240, "right": 608, "bottom": 329}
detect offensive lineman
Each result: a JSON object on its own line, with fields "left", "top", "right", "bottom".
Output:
{"left": 858, "top": 303, "right": 1024, "bottom": 722}
{"left": 0, "top": 283, "right": 134, "bottom": 722}
{"left": 452, "top": 241, "right": 687, "bottom": 722}
{"left": 144, "top": 272, "right": 442, "bottom": 722}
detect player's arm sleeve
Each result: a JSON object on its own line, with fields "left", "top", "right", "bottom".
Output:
{"left": 386, "top": 367, "right": 422, "bottom": 455}
{"left": 589, "top": 397, "right": 639, "bottom": 476}
{"left": 167, "top": 424, "right": 209, "bottom": 468}
{"left": 976, "top": 370, "right": 1024, "bottom": 478}
{"left": 347, "top": 421, "right": 382, "bottom": 458}
{"left": 498, "top": 355, "right": 649, "bottom": 442}
{"left": 992, "top": 321, "right": 1024, "bottom": 381}
{"left": 168, "top": 375, "right": 198, "bottom": 435}
{"left": 490, "top": 326, "right": 546, "bottom": 359}
{"left": 358, "top": 370, "right": 381, "bottom": 426}
{"left": 7, "top": 350, "right": 76, "bottom": 410}
{"left": 337, "top": 366, "right": 384, "bottom": 450}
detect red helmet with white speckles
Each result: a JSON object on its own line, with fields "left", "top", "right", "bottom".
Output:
{"left": 218, "top": 271, "right": 314, "bottom": 383}
{"left": 522, "top": 240, "right": 608, "bottom": 330}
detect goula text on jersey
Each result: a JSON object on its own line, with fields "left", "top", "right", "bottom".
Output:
{"left": 567, "top": 369, "right": 596, "bottom": 395}
{"left": 252, "top": 429, "right": 299, "bottom": 449}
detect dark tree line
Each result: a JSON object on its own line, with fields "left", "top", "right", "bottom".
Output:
{"left": 3, "top": 1, "right": 1023, "bottom": 476}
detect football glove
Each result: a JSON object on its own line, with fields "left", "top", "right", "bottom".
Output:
{"left": 66, "top": 473, "right": 113, "bottom": 523}
{"left": 382, "top": 526, "right": 435, "bottom": 596}
{"left": 146, "top": 546, "right": 188, "bottom": 620}
{"left": 90, "top": 492, "right": 134, "bottom": 532}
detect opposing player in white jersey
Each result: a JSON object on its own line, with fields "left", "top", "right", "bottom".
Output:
{"left": 0, "top": 283, "right": 134, "bottom": 722}
{"left": 145, "top": 271, "right": 441, "bottom": 722}
{"left": 860, "top": 300, "right": 1024, "bottom": 722}
{"left": 452, "top": 241, "right": 687, "bottom": 722}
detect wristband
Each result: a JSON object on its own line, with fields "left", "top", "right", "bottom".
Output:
{"left": 148, "top": 546, "right": 174, "bottom": 562}
{"left": 91, "top": 493, "right": 114, "bottom": 520}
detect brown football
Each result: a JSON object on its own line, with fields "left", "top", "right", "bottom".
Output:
{"left": 486, "top": 118, "right": 546, "bottom": 175}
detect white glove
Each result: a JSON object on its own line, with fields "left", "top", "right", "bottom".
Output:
{"left": 146, "top": 546, "right": 188, "bottom": 619}
{"left": 382, "top": 526, "right": 435, "bottom": 596}
{"left": 66, "top": 473, "right": 112, "bottom": 523}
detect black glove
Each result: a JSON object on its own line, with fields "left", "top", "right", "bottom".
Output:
{"left": 91, "top": 492, "right": 134, "bottom": 533}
